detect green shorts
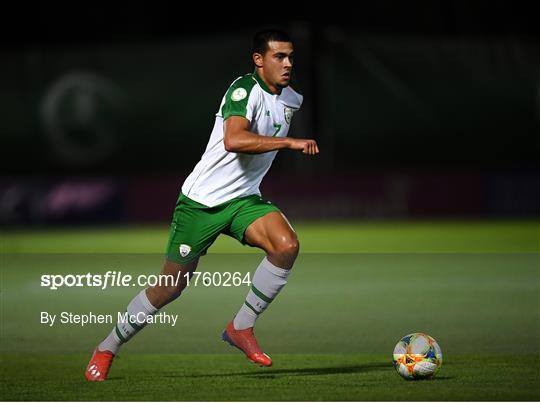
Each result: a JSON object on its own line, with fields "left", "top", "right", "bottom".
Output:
{"left": 165, "top": 193, "right": 281, "bottom": 264}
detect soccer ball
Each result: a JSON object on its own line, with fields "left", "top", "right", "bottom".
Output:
{"left": 392, "top": 333, "right": 442, "bottom": 380}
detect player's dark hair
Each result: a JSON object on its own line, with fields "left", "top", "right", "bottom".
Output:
{"left": 252, "top": 29, "right": 292, "bottom": 55}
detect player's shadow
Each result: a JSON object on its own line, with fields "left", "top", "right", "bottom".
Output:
{"left": 166, "top": 362, "right": 389, "bottom": 379}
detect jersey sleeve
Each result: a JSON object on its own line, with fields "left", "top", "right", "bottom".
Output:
{"left": 220, "top": 75, "right": 258, "bottom": 121}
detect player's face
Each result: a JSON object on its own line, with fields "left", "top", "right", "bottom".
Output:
{"left": 255, "top": 41, "right": 294, "bottom": 93}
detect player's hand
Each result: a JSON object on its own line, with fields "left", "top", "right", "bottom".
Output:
{"left": 288, "top": 138, "right": 320, "bottom": 155}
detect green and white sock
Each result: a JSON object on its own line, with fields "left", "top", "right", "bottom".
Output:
{"left": 233, "top": 257, "right": 291, "bottom": 330}
{"left": 98, "top": 289, "right": 158, "bottom": 354}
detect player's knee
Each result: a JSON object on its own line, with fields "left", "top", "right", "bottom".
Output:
{"left": 273, "top": 235, "right": 299, "bottom": 259}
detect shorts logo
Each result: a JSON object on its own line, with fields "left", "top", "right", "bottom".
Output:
{"left": 179, "top": 244, "right": 191, "bottom": 258}
{"left": 231, "top": 88, "right": 247, "bottom": 101}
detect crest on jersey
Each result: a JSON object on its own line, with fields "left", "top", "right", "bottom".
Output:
{"left": 179, "top": 244, "right": 191, "bottom": 257}
{"left": 231, "top": 88, "right": 247, "bottom": 101}
{"left": 284, "top": 107, "right": 294, "bottom": 124}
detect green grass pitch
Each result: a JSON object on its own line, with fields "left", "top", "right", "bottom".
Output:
{"left": 1, "top": 221, "right": 539, "bottom": 400}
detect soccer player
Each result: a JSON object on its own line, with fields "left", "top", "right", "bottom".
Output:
{"left": 85, "top": 29, "right": 319, "bottom": 381}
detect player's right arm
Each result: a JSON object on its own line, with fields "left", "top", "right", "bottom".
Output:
{"left": 224, "top": 116, "right": 319, "bottom": 155}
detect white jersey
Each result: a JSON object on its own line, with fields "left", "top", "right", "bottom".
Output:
{"left": 181, "top": 72, "right": 303, "bottom": 207}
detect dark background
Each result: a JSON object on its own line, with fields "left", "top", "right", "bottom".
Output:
{"left": 1, "top": 1, "right": 539, "bottom": 225}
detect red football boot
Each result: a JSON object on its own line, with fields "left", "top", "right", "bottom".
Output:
{"left": 85, "top": 349, "right": 115, "bottom": 381}
{"left": 222, "top": 321, "right": 272, "bottom": 367}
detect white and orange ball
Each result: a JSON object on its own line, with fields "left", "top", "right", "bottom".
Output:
{"left": 393, "top": 333, "right": 443, "bottom": 380}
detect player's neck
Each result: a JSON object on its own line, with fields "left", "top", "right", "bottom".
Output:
{"left": 254, "top": 69, "right": 282, "bottom": 95}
